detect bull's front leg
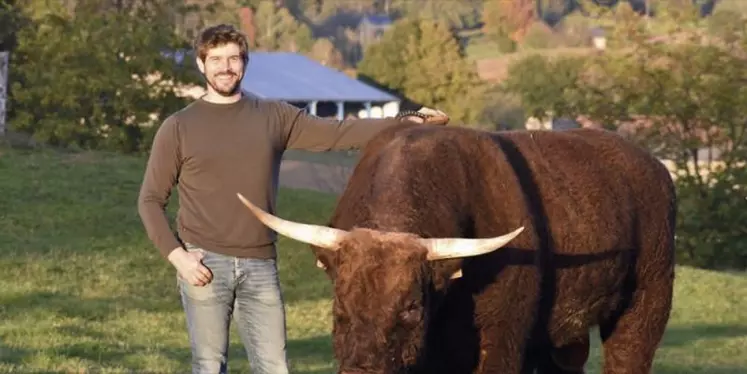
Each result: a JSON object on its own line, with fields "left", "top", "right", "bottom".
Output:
{"left": 473, "top": 270, "right": 540, "bottom": 374}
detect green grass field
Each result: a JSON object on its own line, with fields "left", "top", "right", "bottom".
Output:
{"left": 1, "top": 142, "right": 746, "bottom": 373}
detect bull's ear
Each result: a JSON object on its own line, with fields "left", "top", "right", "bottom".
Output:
{"left": 450, "top": 269, "right": 463, "bottom": 279}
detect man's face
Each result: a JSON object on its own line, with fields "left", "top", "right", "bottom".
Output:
{"left": 197, "top": 43, "right": 245, "bottom": 96}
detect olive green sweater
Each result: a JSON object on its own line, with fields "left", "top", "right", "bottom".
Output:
{"left": 137, "top": 96, "right": 403, "bottom": 259}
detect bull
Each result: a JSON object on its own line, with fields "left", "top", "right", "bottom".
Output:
{"left": 237, "top": 123, "right": 676, "bottom": 374}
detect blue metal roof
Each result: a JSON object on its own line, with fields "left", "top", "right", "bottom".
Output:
{"left": 241, "top": 52, "right": 399, "bottom": 102}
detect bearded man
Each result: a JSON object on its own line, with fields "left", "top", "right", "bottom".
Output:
{"left": 137, "top": 24, "right": 449, "bottom": 374}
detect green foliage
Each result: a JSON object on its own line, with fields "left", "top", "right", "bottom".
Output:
{"left": 520, "top": 21, "right": 558, "bottom": 50}
{"left": 8, "top": 1, "right": 201, "bottom": 153}
{"left": 501, "top": 8, "right": 747, "bottom": 270}
{"left": 500, "top": 52, "right": 588, "bottom": 121}
{"left": 253, "top": 1, "right": 314, "bottom": 53}
{"left": 551, "top": 10, "right": 594, "bottom": 47}
{"left": 389, "top": 0, "right": 482, "bottom": 30}
{"left": 0, "top": 0, "right": 22, "bottom": 50}
{"left": 357, "top": 18, "right": 486, "bottom": 125}
{"left": 677, "top": 166, "right": 747, "bottom": 270}
{"left": 479, "top": 84, "right": 526, "bottom": 130}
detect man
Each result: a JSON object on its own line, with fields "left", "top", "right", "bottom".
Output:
{"left": 137, "top": 24, "right": 449, "bottom": 374}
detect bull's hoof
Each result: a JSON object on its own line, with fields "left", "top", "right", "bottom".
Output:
{"left": 550, "top": 335, "right": 590, "bottom": 373}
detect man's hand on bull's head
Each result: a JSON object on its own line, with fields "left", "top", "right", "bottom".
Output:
{"left": 396, "top": 106, "right": 450, "bottom": 126}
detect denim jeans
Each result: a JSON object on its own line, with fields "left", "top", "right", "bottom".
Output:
{"left": 177, "top": 243, "right": 289, "bottom": 374}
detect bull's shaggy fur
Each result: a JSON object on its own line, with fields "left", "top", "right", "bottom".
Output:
{"left": 312, "top": 124, "right": 676, "bottom": 374}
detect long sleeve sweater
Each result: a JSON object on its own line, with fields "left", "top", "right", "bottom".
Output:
{"left": 137, "top": 96, "right": 405, "bottom": 259}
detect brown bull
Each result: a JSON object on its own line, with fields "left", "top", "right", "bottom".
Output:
{"left": 238, "top": 123, "right": 677, "bottom": 374}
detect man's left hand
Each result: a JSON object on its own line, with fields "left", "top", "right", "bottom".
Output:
{"left": 397, "top": 107, "right": 450, "bottom": 126}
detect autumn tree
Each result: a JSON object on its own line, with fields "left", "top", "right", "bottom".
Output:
{"left": 501, "top": 7, "right": 747, "bottom": 269}
{"left": 482, "top": 0, "right": 537, "bottom": 52}
{"left": 357, "top": 18, "right": 487, "bottom": 125}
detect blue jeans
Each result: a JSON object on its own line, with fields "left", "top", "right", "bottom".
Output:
{"left": 177, "top": 243, "right": 289, "bottom": 374}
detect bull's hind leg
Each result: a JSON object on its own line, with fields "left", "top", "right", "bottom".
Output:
{"left": 599, "top": 281, "right": 672, "bottom": 373}
{"left": 599, "top": 238, "right": 675, "bottom": 373}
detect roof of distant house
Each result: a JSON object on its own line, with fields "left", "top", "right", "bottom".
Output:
{"left": 241, "top": 52, "right": 399, "bottom": 102}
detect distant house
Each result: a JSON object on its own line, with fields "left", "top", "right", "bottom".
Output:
{"left": 358, "top": 14, "right": 393, "bottom": 49}
{"left": 165, "top": 50, "right": 402, "bottom": 121}
{"left": 590, "top": 27, "right": 606, "bottom": 50}
{"left": 240, "top": 52, "right": 401, "bottom": 120}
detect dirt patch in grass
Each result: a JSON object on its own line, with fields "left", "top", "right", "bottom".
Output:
{"left": 279, "top": 160, "right": 352, "bottom": 195}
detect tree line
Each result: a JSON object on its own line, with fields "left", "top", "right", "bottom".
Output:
{"left": 0, "top": 0, "right": 745, "bottom": 270}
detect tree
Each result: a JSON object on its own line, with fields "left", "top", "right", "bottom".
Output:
{"left": 501, "top": 7, "right": 747, "bottom": 269}
{"left": 307, "top": 37, "right": 346, "bottom": 69}
{"left": 252, "top": 1, "right": 313, "bottom": 53}
{"left": 389, "top": 0, "right": 482, "bottom": 30}
{"left": 0, "top": 0, "right": 23, "bottom": 51}
{"left": 8, "top": 0, "right": 202, "bottom": 153}
{"left": 357, "top": 18, "right": 487, "bottom": 125}
{"left": 482, "top": 0, "right": 537, "bottom": 52}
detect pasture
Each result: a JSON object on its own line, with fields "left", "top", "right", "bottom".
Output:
{"left": 1, "top": 142, "right": 746, "bottom": 373}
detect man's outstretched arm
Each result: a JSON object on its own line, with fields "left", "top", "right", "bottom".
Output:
{"left": 276, "top": 101, "right": 449, "bottom": 152}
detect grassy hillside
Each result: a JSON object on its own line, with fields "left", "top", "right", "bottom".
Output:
{"left": 0, "top": 143, "right": 746, "bottom": 373}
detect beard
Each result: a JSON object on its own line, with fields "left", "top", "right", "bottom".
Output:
{"left": 206, "top": 71, "right": 242, "bottom": 96}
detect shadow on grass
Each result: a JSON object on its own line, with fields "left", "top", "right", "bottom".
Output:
{"left": 1, "top": 324, "right": 334, "bottom": 373}
{"left": 0, "top": 290, "right": 181, "bottom": 320}
{"left": 0, "top": 326, "right": 191, "bottom": 369}
{"left": 660, "top": 323, "right": 747, "bottom": 348}
{"left": 288, "top": 335, "right": 335, "bottom": 374}
{"left": 655, "top": 364, "right": 747, "bottom": 374}
{"left": 0, "top": 343, "right": 32, "bottom": 366}
{"left": 585, "top": 323, "right": 747, "bottom": 373}
{"left": 289, "top": 334, "right": 332, "bottom": 361}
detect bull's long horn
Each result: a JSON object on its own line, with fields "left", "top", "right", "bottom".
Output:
{"left": 420, "top": 227, "right": 525, "bottom": 261}
{"left": 236, "top": 193, "right": 347, "bottom": 250}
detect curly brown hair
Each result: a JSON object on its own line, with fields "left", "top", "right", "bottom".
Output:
{"left": 193, "top": 24, "right": 249, "bottom": 63}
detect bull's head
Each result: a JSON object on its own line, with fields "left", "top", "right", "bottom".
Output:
{"left": 236, "top": 193, "right": 523, "bottom": 373}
